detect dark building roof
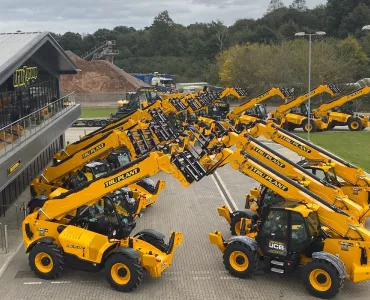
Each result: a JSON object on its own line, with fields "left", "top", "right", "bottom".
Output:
{"left": 0, "top": 32, "right": 78, "bottom": 86}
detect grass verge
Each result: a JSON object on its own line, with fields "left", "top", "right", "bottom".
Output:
{"left": 296, "top": 132, "right": 370, "bottom": 172}
{"left": 80, "top": 107, "right": 117, "bottom": 118}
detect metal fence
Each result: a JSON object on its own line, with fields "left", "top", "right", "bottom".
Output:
{"left": 0, "top": 202, "right": 27, "bottom": 254}
{"left": 0, "top": 92, "right": 75, "bottom": 158}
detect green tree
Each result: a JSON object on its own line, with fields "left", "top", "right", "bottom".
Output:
{"left": 59, "top": 32, "right": 83, "bottom": 55}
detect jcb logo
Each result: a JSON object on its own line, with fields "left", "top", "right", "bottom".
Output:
{"left": 13, "top": 66, "right": 38, "bottom": 87}
{"left": 269, "top": 242, "right": 285, "bottom": 251}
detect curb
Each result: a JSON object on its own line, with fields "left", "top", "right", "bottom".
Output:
{"left": 0, "top": 241, "right": 23, "bottom": 278}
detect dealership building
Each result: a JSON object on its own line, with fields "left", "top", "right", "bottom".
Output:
{"left": 0, "top": 32, "right": 80, "bottom": 208}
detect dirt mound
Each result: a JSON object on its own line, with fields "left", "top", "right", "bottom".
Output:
{"left": 61, "top": 51, "right": 148, "bottom": 93}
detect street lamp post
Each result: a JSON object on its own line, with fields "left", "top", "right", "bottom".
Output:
{"left": 294, "top": 31, "right": 326, "bottom": 142}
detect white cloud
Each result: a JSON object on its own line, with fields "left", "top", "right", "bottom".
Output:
{"left": 0, "top": 0, "right": 327, "bottom": 34}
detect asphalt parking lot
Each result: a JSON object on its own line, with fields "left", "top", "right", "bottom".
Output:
{"left": 0, "top": 128, "right": 369, "bottom": 300}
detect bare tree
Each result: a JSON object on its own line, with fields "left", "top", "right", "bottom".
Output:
{"left": 290, "top": 0, "right": 308, "bottom": 11}
{"left": 267, "top": 0, "right": 285, "bottom": 13}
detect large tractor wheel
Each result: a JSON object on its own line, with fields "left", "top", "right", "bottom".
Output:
{"left": 29, "top": 244, "right": 65, "bottom": 279}
{"left": 223, "top": 242, "right": 259, "bottom": 278}
{"left": 106, "top": 253, "right": 143, "bottom": 292}
{"left": 302, "top": 119, "right": 317, "bottom": 133}
{"left": 347, "top": 117, "right": 363, "bottom": 131}
{"left": 302, "top": 259, "right": 343, "bottom": 299}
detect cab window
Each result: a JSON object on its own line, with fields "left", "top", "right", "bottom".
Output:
{"left": 291, "top": 212, "right": 308, "bottom": 252}
{"left": 260, "top": 210, "right": 288, "bottom": 238}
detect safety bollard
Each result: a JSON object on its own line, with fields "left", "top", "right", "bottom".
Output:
{"left": 4, "top": 225, "right": 9, "bottom": 254}
{"left": 0, "top": 223, "right": 3, "bottom": 251}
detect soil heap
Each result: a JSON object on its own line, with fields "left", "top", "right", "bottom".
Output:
{"left": 61, "top": 51, "right": 148, "bottom": 93}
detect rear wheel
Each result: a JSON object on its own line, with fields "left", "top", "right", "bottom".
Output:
{"left": 303, "top": 119, "right": 317, "bottom": 133}
{"left": 106, "top": 254, "right": 143, "bottom": 292}
{"left": 230, "top": 214, "right": 244, "bottom": 235}
{"left": 29, "top": 244, "right": 65, "bottom": 279}
{"left": 135, "top": 232, "right": 168, "bottom": 253}
{"left": 348, "top": 117, "right": 363, "bottom": 131}
{"left": 223, "top": 242, "right": 258, "bottom": 278}
{"left": 100, "top": 120, "right": 108, "bottom": 127}
{"left": 302, "top": 259, "right": 343, "bottom": 299}
{"left": 87, "top": 120, "right": 94, "bottom": 127}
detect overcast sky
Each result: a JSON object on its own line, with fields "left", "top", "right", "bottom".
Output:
{"left": 1, "top": 0, "right": 326, "bottom": 34}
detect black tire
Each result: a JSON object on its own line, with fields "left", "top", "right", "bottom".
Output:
{"left": 302, "top": 119, "right": 317, "bottom": 133}
{"left": 302, "top": 259, "right": 344, "bottom": 299}
{"left": 230, "top": 214, "right": 244, "bottom": 236}
{"left": 328, "top": 122, "right": 335, "bottom": 130}
{"left": 87, "top": 120, "right": 94, "bottom": 127}
{"left": 29, "top": 244, "right": 65, "bottom": 279}
{"left": 347, "top": 117, "right": 363, "bottom": 131}
{"left": 135, "top": 233, "right": 168, "bottom": 253}
{"left": 223, "top": 241, "right": 259, "bottom": 278}
{"left": 105, "top": 253, "right": 143, "bottom": 292}
{"left": 100, "top": 120, "right": 108, "bottom": 127}
{"left": 136, "top": 178, "right": 156, "bottom": 194}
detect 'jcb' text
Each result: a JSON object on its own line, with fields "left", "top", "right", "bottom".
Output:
{"left": 249, "top": 166, "right": 289, "bottom": 191}
{"left": 104, "top": 168, "right": 140, "bottom": 188}
{"left": 82, "top": 143, "right": 106, "bottom": 159}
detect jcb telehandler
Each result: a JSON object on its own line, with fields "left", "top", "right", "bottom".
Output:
{"left": 269, "top": 84, "right": 341, "bottom": 132}
{"left": 23, "top": 138, "right": 232, "bottom": 292}
{"left": 313, "top": 84, "right": 370, "bottom": 131}
{"left": 208, "top": 148, "right": 370, "bottom": 298}
{"left": 196, "top": 87, "right": 293, "bottom": 135}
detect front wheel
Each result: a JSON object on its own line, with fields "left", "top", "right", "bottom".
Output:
{"left": 29, "top": 244, "right": 65, "bottom": 279}
{"left": 223, "top": 242, "right": 259, "bottom": 278}
{"left": 303, "top": 119, "right": 317, "bottom": 133}
{"left": 105, "top": 254, "right": 143, "bottom": 292}
{"left": 348, "top": 117, "right": 363, "bottom": 131}
{"left": 302, "top": 259, "right": 344, "bottom": 299}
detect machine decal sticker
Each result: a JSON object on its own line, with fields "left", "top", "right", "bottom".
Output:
{"left": 82, "top": 143, "right": 106, "bottom": 159}
{"left": 7, "top": 160, "right": 21, "bottom": 175}
{"left": 37, "top": 228, "right": 48, "bottom": 236}
{"left": 278, "top": 135, "right": 312, "bottom": 153}
{"left": 250, "top": 146, "right": 285, "bottom": 168}
{"left": 268, "top": 240, "right": 287, "bottom": 256}
{"left": 104, "top": 167, "right": 140, "bottom": 188}
{"left": 339, "top": 241, "right": 353, "bottom": 251}
{"left": 249, "top": 166, "right": 289, "bottom": 191}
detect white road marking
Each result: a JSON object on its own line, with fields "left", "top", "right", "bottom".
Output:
{"left": 211, "top": 171, "right": 239, "bottom": 211}
{"left": 23, "top": 282, "right": 42, "bottom": 285}
{"left": 51, "top": 281, "right": 71, "bottom": 284}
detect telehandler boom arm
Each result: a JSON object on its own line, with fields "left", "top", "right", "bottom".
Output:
{"left": 227, "top": 88, "right": 293, "bottom": 120}
{"left": 38, "top": 149, "right": 207, "bottom": 221}
{"left": 314, "top": 86, "right": 370, "bottom": 118}
{"left": 270, "top": 84, "right": 340, "bottom": 119}
{"left": 248, "top": 120, "right": 370, "bottom": 187}
{"left": 232, "top": 133, "right": 365, "bottom": 220}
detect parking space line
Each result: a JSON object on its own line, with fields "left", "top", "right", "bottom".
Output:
{"left": 211, "top": 171, "right": 238, "bottom": 212}
{"left": 51, "top": 281, "right": 71, "bottom": 284}
{"left": 23, "top": 282, "right": 42, "bottom": 285}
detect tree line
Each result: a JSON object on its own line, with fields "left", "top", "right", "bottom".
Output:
{"left": 53, "top": 0, "right": 370, "bottom": 89}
